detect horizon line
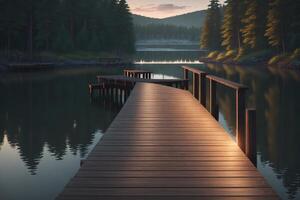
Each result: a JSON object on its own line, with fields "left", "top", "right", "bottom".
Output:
{"left": 131, "top": 9, "right": 206, "bottom": 20}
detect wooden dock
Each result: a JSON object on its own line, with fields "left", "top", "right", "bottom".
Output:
{"left": 97, "top": 75, "right": 189, "bottom": 88}
{"left": 57, "top": 82, "right": 278, "bottom": 200}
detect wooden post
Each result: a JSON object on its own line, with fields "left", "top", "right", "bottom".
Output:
{"left": 200, "top": 73, "right": 207, "bottom": 106}
{"left": 89, "top": 84, "right": 93, "bottom": 97}
{"left": 246, "top": 109, "right": 257, "bottom": 166}
{"left": 214, "top": 104, "right": 219, "bottom": 121}
{"left": 100, "top": 84, "right": 103, "bottom": 96}
{"left": 183, "top": 69, "right": 188, "bottom": 79}
{"left": 236, "top": 88, "right": 247, "bottom": 153}
{"left": 210, "top": 79, "right": 218, "bottom": 119}
{"left": 183, "top": 69, "right": 189, "bottom": 90}
{"left": 193, "top": 73, "right": 200, "bottom": 100}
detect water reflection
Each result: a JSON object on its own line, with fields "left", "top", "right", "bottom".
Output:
{"left": 0, "top": 68, "right": 123, "bottom": 200}
{"left": 193, "top": 64, "right": 300, "bottom": 199}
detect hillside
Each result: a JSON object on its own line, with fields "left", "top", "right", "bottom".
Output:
{"left": 133, "top": 10, "right": 207, "bottom": 28}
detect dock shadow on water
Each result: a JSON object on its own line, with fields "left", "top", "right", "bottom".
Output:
{"left": 0, "top": 67, "right": 124, "bottom": 200}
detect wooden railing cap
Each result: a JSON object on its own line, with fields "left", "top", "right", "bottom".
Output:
{"left": 182, "top": 66, "right": 207, "bottom": 75}
{"left": 124, "top": 69, "right": 152, "bottom": 73}
{"left": 206, "top": 75, "right": 248, "bottom": 90}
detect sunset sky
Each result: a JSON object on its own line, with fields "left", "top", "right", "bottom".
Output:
{"left": 127, "top": 0, "right": 225, "bottom": 18}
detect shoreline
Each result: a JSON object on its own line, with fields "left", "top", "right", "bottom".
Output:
{"left": 0, "top": 60, "right": 132, "bottom": 72}
{"left": 199, "top": 57, "right": 300, "bottom": 70}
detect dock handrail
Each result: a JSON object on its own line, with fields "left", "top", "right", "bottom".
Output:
{"left": 182, "top": 66, "right": 207, "bottom": 75}
{"left": 182, "top": 66, "right": 207, "bottom": 106}
{"left": 206, "top": 75, "right": 248, "bottom": 90}
{"left": 182, "top": 66, "right": 256, "bottom": 164}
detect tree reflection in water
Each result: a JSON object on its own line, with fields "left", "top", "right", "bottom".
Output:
{"left": 0, "top": 68, "right": 123, "bottom": 176}
{"left": 204, "top": 64, "right": 300, "bottom": 199}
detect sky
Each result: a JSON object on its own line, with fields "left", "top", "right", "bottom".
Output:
{"left": 127, "top": 0, "right": 225, "bottom": 19}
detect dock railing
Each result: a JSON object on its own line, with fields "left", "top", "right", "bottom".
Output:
{"left": 182, "top": 66, "right": 257, "bottom": 165}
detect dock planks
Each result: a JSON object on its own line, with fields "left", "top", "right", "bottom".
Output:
{"left": 57, "top": 83, "right": 278, "bottom": 200}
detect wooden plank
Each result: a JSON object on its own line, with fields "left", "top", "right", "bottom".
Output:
{"left": 59, "top": 188, "right": 277, "bottom": 196}
{"left": 88, "top": 151, "right": 246, "bottom": 157}
{"left": 75, "top": 171, "right": 262, "bottom": 178}
{"left": 58, "top": 196, "right": 278, "bottom": 200}
{"left": 80, "top": 161, "right": 255, "bottom": 168}
{"left": 66, "top": 177, "right": 269, "bottom": 188}
{"left": 57, "top": 83, "right": 278, "bottom": 200}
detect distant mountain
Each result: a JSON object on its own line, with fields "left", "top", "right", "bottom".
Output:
{"left": 133, "top": 10, "right": 207, "bottom": 28}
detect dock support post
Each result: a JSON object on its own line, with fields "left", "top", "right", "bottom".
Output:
{"left": 200, "top": 73, "right": 207, "bottom": 106}
{"left": 246, "top": 109, "right": 257, "bottom": 166}
{"left": 236, "top": 89, "right": 247, "bottom": 152}
{"left": 210, "top": 80, "right": 218, "bottom": 120}
{"left": 89, "top": 84, "right": 93, "bottom": 97}
{"left": 183, "top": 69, "right": 189, "bottom": 90}
{"left": 193, "top": 73, "right": 200, "bottom": 100}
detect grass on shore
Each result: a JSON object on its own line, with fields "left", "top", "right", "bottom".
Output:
{"left": 204, "top": 48, "right": 300, "bottom": 68}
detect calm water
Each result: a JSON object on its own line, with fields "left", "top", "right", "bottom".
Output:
{"left": 0, "top": 44, "right": 300, "bottom": 199}
{"left": 0, "top": 67, "right": 124, "bottom": 199}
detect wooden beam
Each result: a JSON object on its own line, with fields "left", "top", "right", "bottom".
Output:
{"left": 246, "top": 109, "right": 257, "bottom": 166}
{"left": 210, "top": 80, "right": 218, "bottom": 120}
{"left": 236, "top": 89, "right": 247, "bottom": 152}
{"left": 193, "top": 73, "right": 200, "bottom": 100}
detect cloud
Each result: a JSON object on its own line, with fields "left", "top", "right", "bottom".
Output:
{"left": 132, "top": 3, "right": 188, "bottom": 13}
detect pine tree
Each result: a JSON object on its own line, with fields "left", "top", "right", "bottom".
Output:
{"left": 116, "top": 0, "right": 135, "bottom": 53}
{"left": 0, "top": 0, "right": 136, "bottom": 56}
{"left": 89, "top": 31, "right": 100, "bottom": 51}
{"left": 290, "top": 1, "right": 300, "bottom": 49}
{"left": 76, "top": 23, "right": 89, "bottom": 51}
{"left": 221, "top": 0, "right": 245, "bottom": 50}
{"left": 24, "top": 0, "right": 39, "bottom": 57}
{"left": 60, "top": 0, "right": 85, "bottom": 46}
{"left": 35, "top": 0, "right": 60, "bottom": 51}
{"left": 241, "top": 0, "right": 268, "bottom": 50}
{"left": 52, "top": 23, "right": 73, "bottom": 52}
{"left": 0, "top": 0, "right": 26, "bottom": 53}
{"left": 200, "top": 0, "right": 222, "bottom": 50}
{"left": 265, "top": 0, "right": 293, "bottom": 52}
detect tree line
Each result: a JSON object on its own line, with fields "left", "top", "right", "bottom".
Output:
{"left": 135, "top": 24, "right": 200, "bottom": 41}
{"left": 0, "top": 0, "right": 135, "bottom": 58}
{"left": 201, "top": 0, "right": 300, "bottom": 55}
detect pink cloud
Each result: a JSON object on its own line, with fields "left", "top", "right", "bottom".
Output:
{"left": 132, "top": 3, "right": 188, "bottom": 13}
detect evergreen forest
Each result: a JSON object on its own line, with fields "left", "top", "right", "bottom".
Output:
{"left": 200, "top": 0, "right": 300, "bottom": 66}
{"left": 0, "top": 0, "right": 135, "bottom": 59}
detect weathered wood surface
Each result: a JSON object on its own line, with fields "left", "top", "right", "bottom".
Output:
{"left": 57, "top": 83, "right": 278, "bottom": 200}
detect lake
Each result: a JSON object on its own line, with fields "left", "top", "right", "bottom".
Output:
{"left": 0, "top": 43, "right": 300, "bottom": 200}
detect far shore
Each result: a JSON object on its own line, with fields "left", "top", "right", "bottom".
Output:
{"left": 199, "top": 55, "right": 300, "bottom": 70}
{"left": 0, "top": 60, "right": 133, "bottom": 72}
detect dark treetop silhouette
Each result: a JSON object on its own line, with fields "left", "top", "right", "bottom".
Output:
{"left": 0, "top": 0, "right": 135, "bottom": 59}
